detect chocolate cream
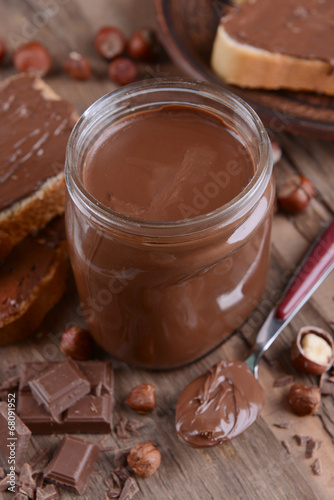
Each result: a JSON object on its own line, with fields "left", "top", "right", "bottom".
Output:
{"left": 83, "top": 105, "right": 254, "bottom": 221}
{"left": 0, "top": 74, "right": 75, "bottom": 210}
{"left": 175, "top": 361, "right": 264, "bottom": 447}
{"left": 67, "top": 103, "right": 274, "bottom": 368}
{"left": 223, "top": 0, "right": 334, "bottom": 64}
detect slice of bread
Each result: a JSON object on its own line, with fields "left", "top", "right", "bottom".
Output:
{"left": 0, "top": 216, "right": 68, "bottom": 346}
{"left": 0, "top": 74, "right": 77, "bottom": 258}
{"left": 211, "top": 3, "right": 334, "bottom": 95}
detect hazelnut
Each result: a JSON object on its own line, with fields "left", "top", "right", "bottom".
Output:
{"left": 288, "top": 384, "right": 321, "bottom": 416}
{"left": 64, "top": 52, "right": 91, "bottom": 80}
{"left": 128, "top": 28, "right": 160, "bottom": 61}
{"left": 60, "top": 326, "right": 94, "bottom": 360}
{"left": 125, "top": 383, "right": 156, "bottom": 414}
{"left": 127, "top": 442, "right": 161, "bottom": 478}
{"left": 13, "top": 41, "right": 52, "bottom": 77}
{"left": 0, "top": 37, "right": 6, "bottom": 63}
{"left": 291, "top": 326, "right": 334, "bottom": 375}
{"left": 108, "top": 57, "right": 139, "bottom": 86}
{"left": 94, "top": 26, "right": 127, "bottom": 60}
{"left": 277, "top": 174, "right": 314, "bottom": 213}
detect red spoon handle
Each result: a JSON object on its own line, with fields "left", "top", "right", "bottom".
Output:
{"left": 276, "top": 221, "right": 334, "bottom": 321}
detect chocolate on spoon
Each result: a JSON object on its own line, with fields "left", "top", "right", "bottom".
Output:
{"left": 176, "top": 221, "right": 334, "bottom": 447}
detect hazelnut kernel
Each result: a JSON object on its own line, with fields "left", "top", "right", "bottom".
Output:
{"left": 288, "top": 384, "right": 321, "bottom": 416}
{"left": 127, "top": 442, "right": 161, "bottom": 477}
{"left": 60, "top": 326, "right": 94, "bottom": 360}
{"left": 277, "top": 174, "right": 314, "bottom": 214}
{"left": 64, "top": 51, "right": 91, "bottom": 80}
{"left": 301, "top": 333, "right": 332, "bottom": 365}
{"left": 125, "top": 383, "right": 156, "bottom": 414}
{"left": 291, "top": 326, "right": 334, "bottom": 375}
{"left": 13, "top": 41, "right": 52, "bottom": 77}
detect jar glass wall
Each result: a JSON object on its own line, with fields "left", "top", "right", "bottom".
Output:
{"left": 65, "top": 79, "right": 275, "bottom": 369}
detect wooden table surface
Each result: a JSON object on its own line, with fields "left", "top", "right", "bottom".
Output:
{"left": 0, "top": 1, "right": 333, "bottom": 499}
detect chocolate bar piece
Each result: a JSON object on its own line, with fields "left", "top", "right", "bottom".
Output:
{"left": 18, "top": 361, "right": 113, "bottom": 433}
{"left": 44, "top": 436, "right": 99, "bottom": 495}
{"left": 28, "top": 358, "right": 90, "bottom": 422}
{"left": 0, "top": 401, "right": 31, "bottom": 464}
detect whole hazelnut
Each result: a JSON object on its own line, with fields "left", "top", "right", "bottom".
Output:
{"left": 60, "top": 326, "right": 94, "bottom": 360}
{"left": 94, "top": 26, "right": 127, "bottom": 60}
{"left": 0, "top": 37, "right": 6, "bottom": 63}
{"left": 125, "top": 383, "right": 156, "bottom": 414}
{"left": 108, "top": 57, "right": 139, "bottom": 86}
{"left": 277, "top": 174, "right": 314, "bottom": 213}
{"left": 127, "top": 442, "right": 161, "bottom": 478}
{"left": 128, "top": 28, "right": 160, "bottom": 61}
{"left": 13, "top": 41, "right": 52, "bottom": 77}
{"left": 288, "top": 384, "right": 321, "bottom": 416}
{"left": 64, "top": 52, "right": 91, "bottom": 80}
{"left": 291, "top": 326, "right": 334, "bottom": 375}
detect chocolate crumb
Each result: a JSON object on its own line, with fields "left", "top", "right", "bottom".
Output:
{"left": 114, "top": 448, "right": 132, "bottom": 468}
{"left": 116, "top": 416, "right": 130, "bottom": 440}
{"left": 311, "top": 458, "right": 322, "bottom": 476}
{"left": 13, "top": 493, "right": 29, "bottom": 500}
{"left": 0, "top": 467, "right": 4, "bottom": 479}
{"left": 18, "top": 463, "right": 36, "bottom": 491}
{"left": 273, "top": 375, "right": 294, "bottom": 387}
{"left": 273, "top": 422, "right": 292, "bottom": 429}
{"left": 126, "top": 419, "right": 145, "bottom": 436}
{"left": 0, "top": 476, "right": 11, "bottom": 492}
{"left": 0, "top": 375, "right": 20, "bottom": 391}
{"left": 104, "top": 472, "right": 122, "bottom": 498}
{"left": 119, "top": 476, "right": 139, "bottom": 500}
{"left": 36, "top": 484, "right": 59, "bottom": 500}
{"left": 281, "top": 440, "right": 291, "bottom": 454}
{"left": 305, "top": 439, "right": 322, "bottom": 459}
{"left": 319, "top": 371, "right": 334, "bottom": 397}
{"left": 293, "top": 434, "right": 311, "bottom": 446}
{"left": 114, "top": 466, "right": 131, "bottom": 483}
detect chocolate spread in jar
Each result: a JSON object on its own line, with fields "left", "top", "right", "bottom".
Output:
{"left": 222, "top": 0, "right": 334, "bottom": 64}
{"left": 83, "top": 105, "right": 254, "bottom": 221}
{"left": 175, "top": 361, "right": 264, "bottom": 447}
{"left": 0, "top": 75, "right": 75, "bottom": 211}
{"left": 67, "top": 101, "right": 274, "bottom": 369}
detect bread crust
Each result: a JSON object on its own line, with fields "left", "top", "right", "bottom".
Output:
{"left": 0, "top": 239, "right": 68, "bottom": 346}
{"left": 211, "top": 25, "right": 334, "bottom": 95}
{"left": 0, "top": 74, "right": 77, "bottom": 258}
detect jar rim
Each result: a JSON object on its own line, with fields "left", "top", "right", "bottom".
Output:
{"left": 65, "top": 78, "right": 272, "bottom": 238}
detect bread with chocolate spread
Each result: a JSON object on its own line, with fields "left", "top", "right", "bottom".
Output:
{"left": 211, "top": 0, "right": 334, "bottom": 95}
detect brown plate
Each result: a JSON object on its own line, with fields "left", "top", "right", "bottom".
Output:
{"left": 155, "top": 0, "right": 334, "bottom": 139}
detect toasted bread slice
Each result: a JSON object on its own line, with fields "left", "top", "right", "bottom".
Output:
{"left": 211, "top": 1, "right": 334, "bottom": 95}
{"left": 0, "top": 217, "right": 68, "bottom": 345}
{"left": 0, "top": 74, "right": 77, "bottom": 258}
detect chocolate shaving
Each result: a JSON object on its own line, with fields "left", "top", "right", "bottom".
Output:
{"left": 319, "top": 371, "right": 334, "bottom": 396}
{"left": 0, "top": 476, "right": 11, "bottom": 491}
{"left": 36, "top": 484, "right": 59, "bottom": 500}
{"left": 126, "top": 419, "right": 145, "bottom": 436}
{"left": 114, "top": 448, "right": 132, "bottom": 468}
{"left": 13, "top": 493, "right": 29, "bottom": 500}
{"left": 305, "top": 439, "right": 322, "bottom": 459}
{"left": 273, "top": 422, "right": 291, "bottom": 429}
{"left": 273, "top": 375, "right": 294, "bottom": 387}
{"left": 116, "top": 417, "right": 130, "bottom": 440}
{"left": 293, "top": 434, "right": 311, "bottom": 446}
{"left": 0, "top": 375, "right": 20, "bottom": 391}
{"left": 119, "top": 476, "right": 139, "bottom": 500}
{"left": 114, "top": 466, "right": 131, "bottom": 483}
{"left": 32, "top": 471, "right": 44, "bottom": 490}
{"left": 311, "top": 458, "right": 323, "bottom": 476}
{"left": 281, "top": 440, "right": 291, "bottom": 454}
{"left": 18, "top": 463, "right": 36, "bottom": 491}
{"left": 104, "top": 473, "right": 122, "bottom": 498}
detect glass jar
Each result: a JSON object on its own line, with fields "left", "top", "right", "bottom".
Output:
{"left": 65, "top": 79, "right": 274, "bottom": 369}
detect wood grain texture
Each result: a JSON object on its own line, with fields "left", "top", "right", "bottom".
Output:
{"left": 0, "top": 1, "right": 333, "bottom": 499}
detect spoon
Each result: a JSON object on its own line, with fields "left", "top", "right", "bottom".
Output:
{"left": 175, "top": 221, "right": 334, "bottom": 447}
{"left": 246, "top": 219, "right": 334, "bottom": 378}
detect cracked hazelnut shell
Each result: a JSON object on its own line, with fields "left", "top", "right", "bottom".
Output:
{"left": 291, "top": 326, "right": 334, "bottom": 375}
